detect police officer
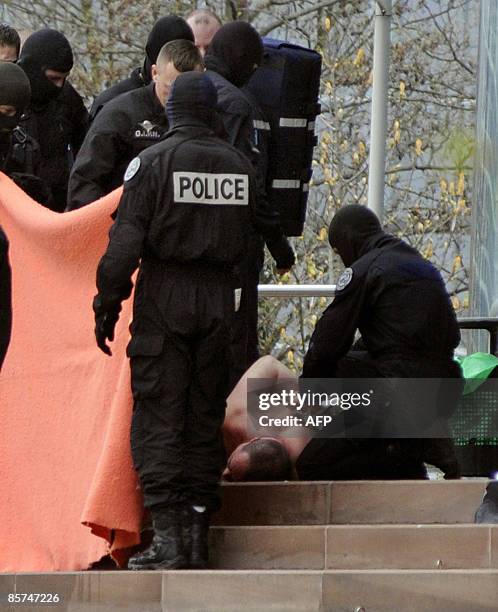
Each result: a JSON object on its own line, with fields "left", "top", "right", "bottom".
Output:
{"left": 205, "top": 21, "right": 295, "bottom": 386}
{"left": 67, "top": 40, "right": 202, "bottom": 211}
{"left": 89, "top": 15, "right": 194, "bottom": 121}
{"left": 93, "top": 71, "right": 288, "bottom": 570}
{"left": 298, "top": 204, "right": 462, "bottom": 480}
{"left": 0, "top": 61, "right": 52, "bottom": 204}
{"left": 18, "top": 29, "right": 89, "bottom": 212}
{"left": 0, "top": 226, "right": 11, "bottom": 370}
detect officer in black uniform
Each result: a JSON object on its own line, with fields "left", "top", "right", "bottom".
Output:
{"left": 66, "top": 40, "right": 202, "bottom": 211}
{"left": 93, "top": 71, "right": 288, "bottom": 570}
{"left": 0, "top": 226, "right": 11, "bottom": 371}
{"left": 17, "top": 29, "right": 88, "bottom": 212}
{"left": 297, "top": 204, "right": 462, "bottom": 480}
{"left": 0, "top": 61, "right": 52, "bottom": 205}
{"left": 205, "top": 21, "right": 295, "bottom": 387}
{"left": 89, "top": 15, "right": 194, "bottom": 121}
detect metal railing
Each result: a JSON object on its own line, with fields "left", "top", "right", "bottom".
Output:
{"left": 258, "top": 284, "right": 336, "bottom": 298}
{"left": 257, "top": 285, "right": 498, "bottom": 356}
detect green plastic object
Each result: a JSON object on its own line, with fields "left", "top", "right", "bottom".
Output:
{"left": 455, "top": 352, "right": 498, "bottom": 395}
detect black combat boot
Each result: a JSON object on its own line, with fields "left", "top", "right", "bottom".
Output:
{"left": 475, "top": 483, "right": 498, "bottom": 523}
{"left": 185, "top": 506, "right": 210, "bottom": 569}
{"left": 128, "top": 509, "right": 187, "bottom": 570}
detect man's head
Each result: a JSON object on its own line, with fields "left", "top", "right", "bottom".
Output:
{"left": 152, "top": 39, "right": 203, "bottom": 107}
{"left": 204, "top": 21, "right": 263, "bottom": 87}
{"left": 143, "top": 15, "right": 194, "bottom": 82}
{"left": 0, "top": 61, "right": 30, "bottom": 150}
{"left": 328, "top": 204, "right": 384, "bottom": 267}
{"left": 0, "top": 24, "right": 21, "bottom": 62}
{"left": 186, "top": 9, "right": 222, "bottom": 57}
{"left": 223, "top": 437, "right": 293, "bottom": 482}
{"left": 17, "top": 29, "right": 73, "bottom": 106}
{"left": 166, "top": 70, "right": 217, "bottom": 130}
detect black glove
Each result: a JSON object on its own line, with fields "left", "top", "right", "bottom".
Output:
{"left": 266, "top": 235, "right": 295, "bottom": 271}
{"left": 95, "top": 310, "right": 120, "bottom": 356}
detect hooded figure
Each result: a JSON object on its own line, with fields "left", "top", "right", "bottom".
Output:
{"left": 143, "top": 15, "right": 195, "bottom": 82}
{"left": 328, "top": 204, "right": 387, "bottom": 267}
{"left": 89, "top": 16, "right": 194, "bottom": 121}
{"left": 0, "top": 62, "right": 31, "bottom": 155}
{"left": 166, "top": 69, "right": 218, "bottom": 130}
{"left": 0, "top": 61, "right": 53, "bottom": 204}
{"left": 297, "top": 204, "right": 462, "bottom": 481}
{"left": 304, "top": 204, "right": 461, "bottom": 379}
{"left": 18, "top": 29, "right": 73, "bottom": 108}
{"left": 204, "top": 21, "right": 263, "bottom": 87}
{"left": 204, "top": 21, "right": 294, "bottom": 387}
{"left": 16, "top": 28, "right": 87, "bottom": 212}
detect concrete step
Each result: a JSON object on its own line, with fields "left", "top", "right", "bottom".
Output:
{"left": 213, "top": 480, "right": 489, "bottom": 525}
{"left": 209, "top": 524, "right": 498, "bottom": 570}
{"left": 3, "top": 570, "right": 498, "bottom": 611}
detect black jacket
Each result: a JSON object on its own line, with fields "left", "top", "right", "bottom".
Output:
{"left": 19, "top": 81, "right": 88, "bottom": 212}
{"left": 302, "top": 234, "right": 461, "bottom": 378}
{"left": 67, "top": 83, "right": 168, "bottom": 211}
{"left": 94, "top": 125, "right": 289, "bottom": 316}
{"left": 0, "top": 226, "right": 12, "bottom": 370}
{"left": 0, "top": 126, "right": 52, "bottom": 206}
{"left": 89, "top": 66, "right": 146, "bottom": 122}
{"left": 205, "top": 70, "right": 294, "bottom": 268}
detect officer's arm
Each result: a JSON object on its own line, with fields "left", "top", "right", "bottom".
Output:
{"left": 0, "top": 228, "right": 12, "bottom": 370}
{"left": 94, "top": 159, "right": 155, "bottom": 316}
{"left": 302, "top": 268, "right": 368, "bottom": 378}
{"left": 247, "top": 173, "right": 295, "bottom": 270}
{"left": 66, "top": 108, "right": 127, "bottom": 211}
{"left": 221, "top": 99, "right": 258, "bottom": 163}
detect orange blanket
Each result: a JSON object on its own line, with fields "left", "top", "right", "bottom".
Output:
{"left": 0, "top": 173, "right": 142, "bottom": 571}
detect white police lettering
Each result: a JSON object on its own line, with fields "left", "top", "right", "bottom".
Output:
{"left": 124, "top": 157, "right": 141, "bottom": 181}
{"left": 173, "top": 172, "right": 249, "bottom": 205}
{"left": 336, "top": 268, "right": 353, "bottom": 290}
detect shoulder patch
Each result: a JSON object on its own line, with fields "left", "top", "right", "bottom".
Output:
{"left": 336, "top": 267, "right": 353, "bottom": 290}
{"left": 124, "top": 157, "right": 141, "bottom": 181}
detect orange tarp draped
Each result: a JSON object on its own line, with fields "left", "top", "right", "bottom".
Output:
{"left": 0, "top": 173, "right": 143, "bottom": 571}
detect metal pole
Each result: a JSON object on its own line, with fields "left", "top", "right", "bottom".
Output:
{"left": 367, "top": 0, "right": 392, "bottom": 220}
{"left": 258, "top": 284, "right": 336, "bottom": 298}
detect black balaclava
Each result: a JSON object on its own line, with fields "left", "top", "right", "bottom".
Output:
{"left": 0, "top": 62, "right": 31, "bottom": 152}
{"left": 166, "top": 71, "right": 217, "bottom": 130}
{"left": 328, "top": 204, "right": 387, "bottom": 267}
{"left": 204, "top": 21, "right": 263, "bottom": 87}
{"left": 142, "top": 15, "right": 194, "bottom": 83}
{"left": 18, "top": 29, "right": 73, "bottom": 107}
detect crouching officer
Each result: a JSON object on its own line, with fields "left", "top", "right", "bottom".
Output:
{"left": 299, "top": 205, "right": 462, "bottom": 480}
{"left": 93, "top": 71, "right": 285, "bottom": 570}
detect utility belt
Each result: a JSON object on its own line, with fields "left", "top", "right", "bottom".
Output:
{"left": 141, "top": 256, "right": 237, "bottom": 284}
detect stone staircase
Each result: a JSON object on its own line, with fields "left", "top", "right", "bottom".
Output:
{"left": 4, "top": 480, "right": 498, "bottom": 611}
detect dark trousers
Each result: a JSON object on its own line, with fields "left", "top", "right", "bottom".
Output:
{"left": 229, "top": 234, "right": 264, "bottom": 391}
{"left": 296, "top": 351, "right": 459, "bottom": 480}
{"left": 129, "top": 265, "right": 233, "bottom": 513}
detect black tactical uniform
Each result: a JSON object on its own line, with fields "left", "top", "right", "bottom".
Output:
{"left": 93, "top": 72, "right": 286, "bottom": 570}
{"left": 89, "top": 15, "right": 194, "bottom": 121}
{"left": 0, "top": 226, "right": 12, "bottom": 371}
{"left": 18, "top": 29, "right": 88, "bottom": 212}
{"left": 67, "top": 83, "right": 168, "bottom": 210}
{"left": 0, "top": 60, "right": 52, "bottom": 205}
{"left": 205, "top": 22, "right": 295, "bottom": 388}
{"left": 298, "top": 205, "right": 462, "bottom": 480}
